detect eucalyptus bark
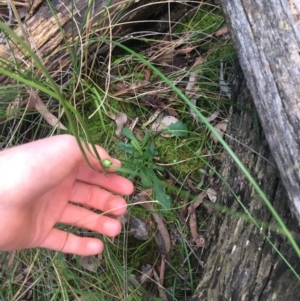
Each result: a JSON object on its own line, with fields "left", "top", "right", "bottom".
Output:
{"left": 191, "top": 66, "right": 300, "bottom": 301}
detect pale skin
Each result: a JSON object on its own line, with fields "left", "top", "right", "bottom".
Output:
{"left": 0, "top": 135, "right": 134, "bottom": 256}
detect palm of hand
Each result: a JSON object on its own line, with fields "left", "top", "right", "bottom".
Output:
{"left": 0, "top": 135, "right": 133, "bottom": 255}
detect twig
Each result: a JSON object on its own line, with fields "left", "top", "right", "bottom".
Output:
{"left": 153, "top": 268, "right": 168, "bottom": 301}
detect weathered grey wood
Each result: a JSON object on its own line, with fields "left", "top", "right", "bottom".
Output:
{"left": 191, "top": 2, "right": 300, "bottom": 299}
{"left": 191, "top": 66, "right": 300, "bottom": 301}
{"left": 218, "top": 0, "right": 300, "bottom": 224}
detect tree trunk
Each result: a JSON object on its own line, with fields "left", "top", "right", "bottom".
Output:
{"left": 191, "top": 65, "right": 300, "bottom": 301}
{"left": 219, "top": 0, "right": 300, "bottom": 224}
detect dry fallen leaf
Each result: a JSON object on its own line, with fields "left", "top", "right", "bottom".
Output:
{"left": 140, "top": 264, "right": 153, "bottom": 284}
{"left": 175, "top": 46, "right": 195, "bottom": 55}
{"left": 206, "top": 110, "right": 220, "bottom": 122}
{"left": 129, "top": 216, "right": 149, "bottom": 241}
{"left": 112, "top": 80, "right": 150, "bottom": 97}
{"left": 78, "top": 256, "right": 99, "bottom": 273}
{"left": 151, "top": 115, "right": 179, "bottom": 137}
{"left": 165, "top": 105, "right": 179, "bottom": 118}
{"left": 108, "top": 112, "right": 128, "bottom": 136}
{"left": 206, "top": 188, "right": 217, "bottom": 202}
{"left": 156, "top": 212, "right": 171, "bottom": 252}
{"left": 155, "top": 230, "right": 169, "bottom": 255}
{"left": 27, "top": 89, "right": 67, "bottom": 130}
{"left": 131, "top": 189, "right": 153, "bottom": 204}
{"left": 159, "top": 254, "right": 166, "bottom": 286}
{"left": 153, "top": 268, "right": 168, "bottom": 301}
{"left": 214, "top": 26, "right": 229, "bottom": 37}
{"left": 113, "top": 82, "right": 130, "bottom": 91}
{"left": 188, "top": 191, "right": 207, "bottom": 248}
{"left": 132, "top": 189, "right": 171, "bottom": 255}
{"left": 210, "top": 119, "right": 228, "bottom": 143}
{"left": 144, "top": 69, "right": 151, "bottom": 81}
{"left": 142, "top": 108, "right": 163, "bottom": 128}
{"left": 192, "top": 55, "right": 205, "bottom": 68}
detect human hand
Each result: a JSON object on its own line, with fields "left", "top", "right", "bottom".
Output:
{"left": 0, "top": 135, "right": 134, "bottom": 255}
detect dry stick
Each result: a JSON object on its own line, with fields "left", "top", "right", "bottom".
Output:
{"left": 61, "top": 1, "right": 84, "bottom": 96}
{"left": 163, "top": 257, "right": 187, "bottom": 282}
{"left": 8, "top": 0, "right": 30, "bottom": 47}
{"left": 180, "top": 190, "right": 190, "bottom": 221}
{"left": 145, "top": 205, "right": 171, "bottom": 255}
{"left": 84, "top": 0, "right": 93, "bottom": 76}
{"left": 159, "top": 255, "right": 166, "bottom": 286}
{"left": 188, "top": 191, "right": 207, "bottom": 247}
{"left": 13, "top": 251, "right": 40, "bottom": 300}
{"left": 27, "top": 88, "right": 67, "bottom": 130}
{"left": 153, "top": 268, "right": 168, "bottom": 301}
{"left": 132, "top": 190, "right": 171, "bottom": 254}
{"left": 5, "top": 0, "right": 12, "bottom": 27}
{"left": 89, "top": 6, "right": 113, "bottom": 119}
{"left": 7, "top": 250, "right": 16, "bottom": 268}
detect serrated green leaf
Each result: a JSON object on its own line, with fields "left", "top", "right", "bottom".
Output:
{"left": 145, "top": 142, "right": 156, "bottom": 160}
{"left": 116, "top": 141, "right": 134, "bottom": 154}
{"left": 167, "top": 121, "right": 188, "bottom": 137}
{"left": 154, "top": 182, "right": 171, "bottom": 209}
{"left": 122, "top": 127, "right": 137, "bottom": 141}
{"left": 142, "top": 130, "right": 151, "bottom": 147}
{"left": 140, "top": 168, "right": 153, "bottom": 188}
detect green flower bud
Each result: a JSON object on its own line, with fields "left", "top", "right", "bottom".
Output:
{"left": 102, "top": 158, "right": 113, "bottom": 168}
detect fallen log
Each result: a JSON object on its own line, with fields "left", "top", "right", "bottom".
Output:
{"left": 219, "top": 0, "right": 300, "bottom": 225}
{"left": 192, "top": 1, "right": 300, "bottom": 299}
{"left": 191, "top": 64, "right": 300, "bottom": 301}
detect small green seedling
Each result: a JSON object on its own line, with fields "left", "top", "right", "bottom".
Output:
{"left": 117, "top": 127, "right": 171, "bottom": 209}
